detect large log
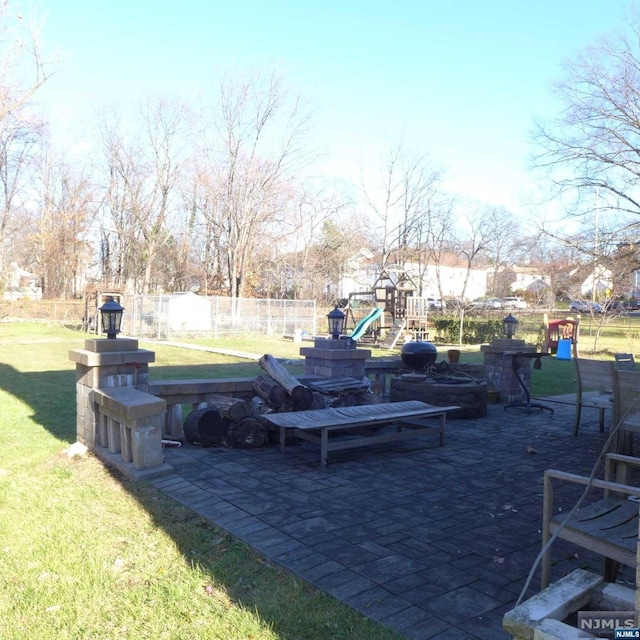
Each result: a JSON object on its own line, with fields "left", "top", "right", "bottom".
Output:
{"left": 206, "top": 395, "right": 249, "bottom": 422}
{"left": 356, "top": 392, "right": 384, "bottom": 405}
{"left": 310, "top": 391, "right": 328, "bottom": 410}
{"left": 223, "top": 418, "right": 269, "bottom": 449}
{"left": 259, "top": 353, "right": 313, "bottom": 410}
{"left": 252, "top": 374, "right": 287, "bottom": 408}
{"left": 183, "top": 407, "right": 230, "bottom": 446}
{"left": 248, "top": 395, "right": 274, "bottom": 417}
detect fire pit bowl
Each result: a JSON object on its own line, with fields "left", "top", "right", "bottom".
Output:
{"left": 401, "top": 340, "right": 438, "bottom": 370}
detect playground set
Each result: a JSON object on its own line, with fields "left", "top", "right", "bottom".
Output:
{"left": 344, "top": 272, "right": 436, "bottom": 346}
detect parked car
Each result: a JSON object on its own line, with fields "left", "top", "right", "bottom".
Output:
{"left": 603, "top": 299, "right": 624, "bottom": 313}
{"left": 569, "top": 300, "right": 602, "bottom": 313}
{"left": 471, "top": 298, "right": 503, "bottom": 310}
{"left": 501, "top": 296, "right": 527, "bottom": 309}
{"left": 426, "top": 297, "right": 446, "bottom": 310}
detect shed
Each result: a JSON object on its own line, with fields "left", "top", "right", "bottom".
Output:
{"left": 166, "top": 292, "right": 212, "bottom": 332}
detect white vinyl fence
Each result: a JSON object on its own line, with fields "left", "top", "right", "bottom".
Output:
{"left": 126, "top": 293, "right": 317, "bottom": 340}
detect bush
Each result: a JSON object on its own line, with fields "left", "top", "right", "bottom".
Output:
{"left": 433, "top": 318, "right": 504, "bottom": 344}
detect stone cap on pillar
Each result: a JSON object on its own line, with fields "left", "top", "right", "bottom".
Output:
{"left": 69, "top": 339, "right": 156, "bottom": 367}
{"left": 481, "top": 339, "right": 528, "bottom": 354}
{"left": 300, "top": 346, "right": 372, "bottom": 360}
{"left": 84, "top": 338, "right": 139, "bottom": 352}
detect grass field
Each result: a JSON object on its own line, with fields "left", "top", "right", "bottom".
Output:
{"left": 0, "top": 318, "right": 633, "bottom": 639}
{"left": 0, "top": 322, "right": 404, "bottom": 640}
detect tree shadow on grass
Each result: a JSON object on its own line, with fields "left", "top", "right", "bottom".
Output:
{"left": 0, "top": 360, "right": 386, "bottom": 640}
{"left": 109, "top": 465, "right": 388, "bottom": 640}
{"left": 0, "top": 363, "right": 77, "bottom": 442}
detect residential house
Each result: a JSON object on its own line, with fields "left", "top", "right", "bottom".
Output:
{"left": 492, "top": 265, "right": 551, "bottom": 298}
{"left": 3, "top": 262, "right": 42, "bottom": 300}
{"left": 338, "top": 251, "right": 488, "bottom": 302}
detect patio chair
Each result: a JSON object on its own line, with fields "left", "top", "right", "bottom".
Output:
{"left": 610, "top": 364, "right": 640, "bottom": 456}
{"left": 541, "top": 452, "right": 640, "bottom": 589}
{"left": 614, "top": 352, "right": 636, "bottom": 371}
{"left": 573, "top": 357, "right": 613, "bottom": 437}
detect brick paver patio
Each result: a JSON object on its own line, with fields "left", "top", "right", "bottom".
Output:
{"left": 152, "top": 397, "right": 634, "bottom": 640}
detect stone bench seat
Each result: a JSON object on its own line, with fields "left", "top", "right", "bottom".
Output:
{"left": 92, "top": 387, "right": 166, "bottom": 471}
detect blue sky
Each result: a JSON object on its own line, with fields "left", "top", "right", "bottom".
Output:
{"left": 35, "top": 0, "right": 632, "bottom": 213}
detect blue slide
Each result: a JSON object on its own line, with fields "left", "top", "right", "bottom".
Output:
{"left": 348, "top": 307, "right": 383, "bottom": 341}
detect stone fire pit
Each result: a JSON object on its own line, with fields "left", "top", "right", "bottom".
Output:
{"left": 389, "top": 363, "right": 487, "bottom": 419}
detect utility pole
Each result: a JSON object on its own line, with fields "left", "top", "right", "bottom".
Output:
{"left": 593, "top": 188, "right": 600, "bottom": 303}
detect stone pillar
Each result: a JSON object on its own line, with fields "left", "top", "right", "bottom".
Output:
{"left": 300, "top": 338, "right": 371, "bottom": 379}
{"left": 69, "top": 338, "right": 156, "bottom": 447}
{"left": 481, "top": 339, "right": 536, "bottom": 404}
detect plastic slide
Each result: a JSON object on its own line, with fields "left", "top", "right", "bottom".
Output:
{"left": 348, "top": 306, "right": 383, "bottom": 341}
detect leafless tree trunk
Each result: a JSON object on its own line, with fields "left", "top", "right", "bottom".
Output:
{"left": 96, "top": 97, "right": 190, "bottom": 293}
{"left": 35, "top": 150, "right": 96, "bottom": 298}
{"left": 0, "top": 2, "right": 52, "bottom": 287}
{"left": 196, "top": 70, "right": 312, "bottom": 300}
{"left": 363, "top": 142, "right": 447, "bottom": 295}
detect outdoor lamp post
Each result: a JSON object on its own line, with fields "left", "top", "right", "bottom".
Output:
{"left": 99, "top": 297, "right": 124, "bottom": 339}
{"left": 327, "top": 304, "right": 346, "bottom": 340}
{"left": 502, "top": 313, "right": 519, "bottom": 340}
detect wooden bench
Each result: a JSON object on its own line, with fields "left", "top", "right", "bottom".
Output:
{"left": 263, "top": 400, "right": 458, "bottom": 466}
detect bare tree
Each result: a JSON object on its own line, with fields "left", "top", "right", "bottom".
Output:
{"left": 0, "top": 2, "right": 53, "bottom": 288}
{"left": 0, "top": 113, "right": 43, "bottom": 283}
{"left": 196, "top": 70, "right": 312, "bottom": 299}
{"left": 533, "top": 10, "right": 640, "bottom": 230}
{"left": 96, "top": 97, "right": 190, "bottom": 293}
{"left": 33, "top": 149, "right": 97, "bottom": 298}
{"left": 362, "top": 142, "right": 447, "bottom": 294}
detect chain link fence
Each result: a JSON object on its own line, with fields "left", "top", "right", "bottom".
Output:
{"left": 126, "top": 294, "right": 317, "bottom": 340}
{"left": 1, "top": 294, "right": 318, "bottom": 340}
{"left": 0, "top": 298, "right": 84, "bottom": 324}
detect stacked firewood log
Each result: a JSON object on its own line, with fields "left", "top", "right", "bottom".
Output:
{"left": 183, "top": 353, "right": 382, "bottom": 448}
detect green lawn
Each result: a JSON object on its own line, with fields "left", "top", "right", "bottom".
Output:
{"left": 0, "top": 322, "right": 403, "bottom": 640}
{"left": 0, "top": 318, "right": 629, "bottom": 639}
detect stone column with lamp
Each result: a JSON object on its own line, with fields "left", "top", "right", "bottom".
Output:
{"left": 300, "top": 304, "right": 372, "bottom": 379}
{"left": 69, "top": 298, "right": 163, "bottom": 469}
{"left": 481, "top": 313, "right": 537, "bottom": 404}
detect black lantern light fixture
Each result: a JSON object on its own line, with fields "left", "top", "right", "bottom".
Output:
{"left": 327, "top": 304, "right": 346, "bottom": 340}
{"left": 502, "top": 313, "right": 519, "bottom": 340}
{"left": 99, "top": 296, "right": 124, "bottom": 339}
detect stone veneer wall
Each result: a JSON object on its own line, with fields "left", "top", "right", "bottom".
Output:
{"left": 481, "top": 339, "right": 536, "bottom": 404}
{"left": 300, "top": 339, "right": 371, "bottom": 379}
{"left": 70, "top": 338, "right": 156, "bottom": 447}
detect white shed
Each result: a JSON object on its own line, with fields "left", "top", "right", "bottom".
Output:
{"left": 166, "top": 292, "right": 212, "bottom": 332}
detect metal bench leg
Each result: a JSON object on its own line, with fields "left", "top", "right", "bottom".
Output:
{"left": 320, "top": 428, "right": 328, "bottom": 467}
{"left": 573, "top": 403, "right": 582, "bottom": 437}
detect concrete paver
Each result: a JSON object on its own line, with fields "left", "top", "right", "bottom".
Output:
{"left": 152, "top": 397, "right": 635, "bottom": 639}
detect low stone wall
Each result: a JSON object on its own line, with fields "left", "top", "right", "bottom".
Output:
{"left": 389, "top": 376, "right": 487, "bottom": 419}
